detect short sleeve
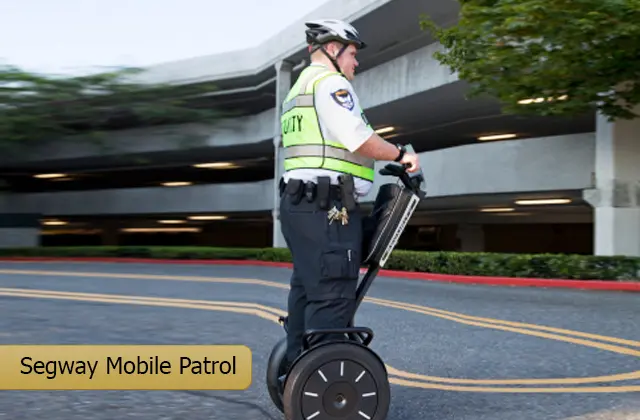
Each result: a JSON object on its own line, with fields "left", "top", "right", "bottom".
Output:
{"left": 314, "top": 75, "right": 374, "bottom": 152}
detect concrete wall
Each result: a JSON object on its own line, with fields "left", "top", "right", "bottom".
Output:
{"left": 0, "top": 213, "right": 41, "bottom": 248}
{"left": 353, "top": 42, "right": 457, "bottom": 109}
{"left": 7, "top": 108, "right": 276, "bottom": 164}
{"left": 0, "top": 228, "right": 40, "bottom": 248}
{"left": 362, "top": 133, "right": 596, "bottom": 202}
{"left": 0, "top": 180, "right": 274, "bottom": 216}
{"left": 1, "top": 135, "right": 595, "bottom": 216}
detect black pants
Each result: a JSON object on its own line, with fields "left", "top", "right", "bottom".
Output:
{"left": 279, "top": 180, "right": 363, "bottom": 367}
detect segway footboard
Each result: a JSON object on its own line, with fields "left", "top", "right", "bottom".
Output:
{"left": 362, "top": 182, "right": 420, "bottom": 267}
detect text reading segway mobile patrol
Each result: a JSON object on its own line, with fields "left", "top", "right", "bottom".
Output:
{"left": 20, "top": 355, "right": 237, "bottom": 380}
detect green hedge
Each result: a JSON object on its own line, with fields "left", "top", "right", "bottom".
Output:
{"left": 0, "top": 246, "right": 638, "bottom": 281}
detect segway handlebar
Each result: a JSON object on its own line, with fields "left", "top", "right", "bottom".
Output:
{"left": 378, "top": 144, "right": 426, "bottom": 199}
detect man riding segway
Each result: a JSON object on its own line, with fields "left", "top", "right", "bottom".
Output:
{"left": 278, "top": 17, "right": 420, "bottom": 384}
{"left": 268, "top": 18, "right": 423, "bottom": 419}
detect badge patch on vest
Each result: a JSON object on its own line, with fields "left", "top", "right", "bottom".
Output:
{"left": 330, "top": 89, "right": 355, "bottom": 110}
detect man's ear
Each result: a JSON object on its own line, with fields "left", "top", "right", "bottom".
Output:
{"left": 327, "top": 42, "right": 340, "bottom": 58}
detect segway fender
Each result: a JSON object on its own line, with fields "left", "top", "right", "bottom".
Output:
{"left": 286, "top": 339, "right": 389, "bottom": 378}
{"left": 266, "top": 337, "right": 288, "bottom": 413}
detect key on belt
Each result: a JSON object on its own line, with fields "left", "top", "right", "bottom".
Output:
{"left": 327, "top": 206, "right": 349, "bottom": 225}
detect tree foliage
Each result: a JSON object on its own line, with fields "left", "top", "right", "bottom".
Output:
{"left": 0, "top": 63, "right": 228, "bottom": 149}
{"left": 419, "top": 0, "right": 640, "bottom": 121}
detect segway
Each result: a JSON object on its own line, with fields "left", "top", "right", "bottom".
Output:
{"left": 267, "top": 145, "right": 427, "bottom": 419}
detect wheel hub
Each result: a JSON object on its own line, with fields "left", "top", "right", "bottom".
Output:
{"left": 324, "top": 382, "right": 357, "bottom": 416}
{"left": 301, "top": 359, "right": 380, "bottom": 419}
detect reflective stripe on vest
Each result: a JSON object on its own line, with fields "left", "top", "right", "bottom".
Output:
{"left": 280, "top": 66, "right": 375, "bottom": 182}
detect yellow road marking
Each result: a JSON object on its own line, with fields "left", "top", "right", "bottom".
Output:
{"left": 0, "top": 289, "right": 282, "bottom": 323}
{"left": 0, "top": 269, "right": 288, "bottom": 289}
{"left": 389, "top": 377, "right": 640, "bottom": 393}
{"left": 1, "top": 268, "right": 637, "bottom": 348}
{"left": 368, "top": 298, "right": 640, "bottom": 358}
{"left": 0, "top": 287, "right": 288, "bottom": 318}
{"left": 385, "top": 366, "right": 640, "bottom": 386}
{"left": 1, "top": 288, "right": 639, "bottom": 393}
{"left": 367, "top": 296, "right": 640, "bottom": 348}
{"left": 1, "top": 269, "right": 639, "bottom": 392}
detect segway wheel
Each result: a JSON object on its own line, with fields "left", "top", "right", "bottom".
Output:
{"left": 283, "top": 342, "right": 390, "bottom": 420}
{"left": 266, "top": 337, "right": 288, "bottom": 413}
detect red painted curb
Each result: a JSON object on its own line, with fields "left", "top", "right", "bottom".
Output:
{"left": 0, "top": 257, "right": 295, "bottom": 267}
{"left": 0, "top": 256, "right": 638, "bottom": 292}
{"left": 376, "top": 270, "right": 640, "bottom": 291}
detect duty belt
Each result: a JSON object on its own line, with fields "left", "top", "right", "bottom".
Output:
{"left": 280, "top": 175, "right": 356, "bottom": 211}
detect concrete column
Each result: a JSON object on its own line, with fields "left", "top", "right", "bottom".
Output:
{"left": 457, "top": 224, "right": 485, "bottom": 252}
{"left": 583, "top": 105, "right": 640, "bottom": 256}
{"left": 0, "top": 213, "right": 40, "bottom": 248}
{"left": 272, "top": 59, "right": 294, "bottom": 248}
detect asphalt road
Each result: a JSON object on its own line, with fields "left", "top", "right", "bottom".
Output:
{"left": 0, "top": 261, "right": 639, "bottom": 420}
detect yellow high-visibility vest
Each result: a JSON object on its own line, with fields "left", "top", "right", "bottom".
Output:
{"left": 280, "top": 66, "right": 375, "bottom": 181}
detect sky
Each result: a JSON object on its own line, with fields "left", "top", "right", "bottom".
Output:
{"left": 0, "top": 0, "right": 330, "bottom": 75}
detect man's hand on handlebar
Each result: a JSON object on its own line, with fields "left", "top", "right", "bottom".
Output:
{"left": 399, "top": 151, "right": 420, "bottom": 173}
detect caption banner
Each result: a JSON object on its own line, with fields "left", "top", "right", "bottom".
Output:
{"left": 0, "top": 344, "right": 252, "bottom": 390}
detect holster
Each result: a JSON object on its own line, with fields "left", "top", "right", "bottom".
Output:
{"left": 316, "top": 176, "right": 331, "bottom": 210}
{"left": 338, "top": 175, "right": 356, "bottom": 212}
{"left": 284, "top": 179, "right": 304, "bottom": 204}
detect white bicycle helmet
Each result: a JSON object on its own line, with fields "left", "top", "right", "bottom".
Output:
{"left": 304, "top": 19, "right": 366, "bottom": 77}
{"left": 305, "top": 19, "right": 367, "bottom": 50}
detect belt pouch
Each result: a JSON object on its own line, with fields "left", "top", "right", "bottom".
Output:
{"left": 285, "top": 179, "right": 303, "bottom": 204}
{"left": 317, "top": 176, "right": 331, "bottom": 210}
{"left": 338, "top": 175, "right": 356, "bottom": 211}
{"left": 304, "top": 181, "right": 316, "bottom": 202}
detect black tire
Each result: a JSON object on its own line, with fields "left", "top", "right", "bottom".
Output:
{"left": 283, "top": 342, "right": 390, "bottom": 420}
{"left": 266, "top": 337, "right": 288, "bottom": 413}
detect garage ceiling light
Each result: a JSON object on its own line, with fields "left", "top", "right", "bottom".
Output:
{"left": 121, "top": 227, "right": 201, "bottom": 233}
{"left": 158, "top": 220, "right": 186, "bottom": 224}
{"left": 188, "top": 215, "right": 227, "bottom": 220}
{"left": 477, "top": 133, "right": 517, "bottom": 141}
{"left": 515, "top": 198, "right": 572, "bottom": 205}
{"left": 480, "top": 207, "right": 515, "bottom": 212}
{"left": 34, "top": 173, "right": 67, "bottom": 179}
{"left": 42, "top": 220, "right": 68, "bottom": 226}
{"left": 193, "top": 162, "right": 238, "bottom": 169}
{"left": 162, "top": 181, "right": 192, "bottom": 187}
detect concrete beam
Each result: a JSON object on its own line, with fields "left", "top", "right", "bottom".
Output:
{"left": 353, "top": 42, "right": 457, "bottom": 109}
{"left": 362, "top": 133, "right": 596, "bottom": 202}
{"left": 1, "top": 134, "right": 597, "bottom": 218}
{"left": 0, "top": 180, "right": 273, "bottom": 215}
{"left": 6, "top": 108, "right": 276, "bottom": 164}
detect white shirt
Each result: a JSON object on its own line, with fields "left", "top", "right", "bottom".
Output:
{"left": 282, "top": 63, "right": 375, "bottom": 198}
